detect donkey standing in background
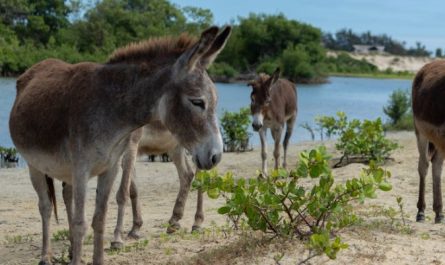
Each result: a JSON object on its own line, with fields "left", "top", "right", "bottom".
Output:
{"left": 9, "top": 26, "right": 230, "bottom": 265}
{"left": 248, "top": 68, "right": 297, "bottom": 175}
{"left": 111, "top": 122, "right": 203, "bottom": 249}
{"left": 412, "top": 60, "right": 445, "bottom": 224}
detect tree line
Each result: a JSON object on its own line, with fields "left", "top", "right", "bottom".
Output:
{"left": 323, "top": 29, "right": 431, "bottom": 57}
{"left": 0, "top": 0, "right": 430, "bottom": 82}
{"left": 0, "top": 0, "right": 213, "bottom": 76}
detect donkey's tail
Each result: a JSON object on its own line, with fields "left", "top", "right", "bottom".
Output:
{"left": 45, "top": 175, "right": 59, "bottom": 224}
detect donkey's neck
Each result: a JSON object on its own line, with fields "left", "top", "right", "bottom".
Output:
{"left": 96, "top": 63, "right": 171, "bottom": 129}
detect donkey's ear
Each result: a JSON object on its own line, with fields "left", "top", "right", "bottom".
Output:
{"left": 270, "top": 67, "right": 280, "bottom": 85}
{"left": 266, "top": 68, "right": 280, "bottom": 92}
{"left": 201, "top": 26, "right": 232, "bottom": 68}
{"left": 175, "top": 26, "right": 219, "bottom": 72}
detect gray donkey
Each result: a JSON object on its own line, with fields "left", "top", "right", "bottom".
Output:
{"left": 110, "top": 123, "right": 203, "bottom": 249}
{"left": 9, "top": 26, "right": 231, "bottom": 265}
{"left": 248, "top": 68, "right": 297, "bottom": 175}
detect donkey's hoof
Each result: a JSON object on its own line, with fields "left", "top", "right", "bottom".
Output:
{"left": 166, "top": 223, "right": 181, "bottom": 234}
{"left": 191, "top": 225, "right": 202, "bottom": 233}
{"left": 127, "top": 230, "right": 142, "bottom": 240}
{"left": 110, "top": 241, "right": 124, "bottom": 250}
{"left": 435, "top": 214, "right": 445, "bottom": 224}
{"left": 416, "top": 212, "right": 425, "bottom": 222}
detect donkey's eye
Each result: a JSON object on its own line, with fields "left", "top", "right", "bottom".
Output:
{"left": 190, "top": 99, "right": 206, "bottom": 110}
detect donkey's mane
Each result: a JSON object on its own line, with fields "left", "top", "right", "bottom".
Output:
{"left": 107, "top": 34, "right": 197, "bottom": 64}
{"left": 252, "top": 73, "right": 270, "bottom": 85}
{"left": 257, "top": 73, "right": 270, "bottom": 82}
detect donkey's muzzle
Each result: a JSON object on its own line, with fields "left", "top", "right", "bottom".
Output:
{"left": 252, "top": 123, "right": 262, "bottom": 131}
{"left": 194, "top": 151, "right": 222, "bottom": 170}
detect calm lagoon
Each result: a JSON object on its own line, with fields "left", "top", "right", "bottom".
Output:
{"left": 0, "top": 76, "right": 412, "bottom": 148}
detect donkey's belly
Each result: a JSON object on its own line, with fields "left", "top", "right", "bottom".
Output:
{"left": 20, "top": 149, "right": 74, "bottom": 183}
{"left": 138, "top": 127, "right": 178, "bottom": 155}
{"left": 19, "top": 148, "right": 118, "bottom": 185}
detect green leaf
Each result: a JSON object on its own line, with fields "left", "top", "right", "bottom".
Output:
{"left": 217, "top": 206, "right": 231, "bottom": 214}
{"left": 207, "top": 188, "right": 220, "bottom": 199}
{"left": 378, "top": 181, "right": 392, "bottom": 191}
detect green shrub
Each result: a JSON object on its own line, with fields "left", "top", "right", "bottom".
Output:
{"left": 316, "top": 112, "right": 398, "bottom": 164}
{"left": 208, "top": 62, "right": 238, "bottom": 79}
{"left": 256, "top": 60, "right": 280, "bottom": 75}
{"left": 193, "top": 146, "right": 392, "bottom": 260}
{"left": 281, "top": 44, "right": 315, "bottom": 81}
{"left": 220, "top": 107, "right": 252, "bottom": 152}
{"left": 383, "top": 89, "right": 410, "bottom": 126}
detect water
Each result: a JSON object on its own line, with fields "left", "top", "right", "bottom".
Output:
{"left": 0, "top": 78, "right": 16, "bottom": 148}
{"left": 0, "top": 76, "right": 412, "bottom": 148}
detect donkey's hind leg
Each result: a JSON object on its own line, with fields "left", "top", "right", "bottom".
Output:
{"left": 415, "top": 130, "right": 429, "bottom": 222}
{"left": 29, "top": 166, "right": 53, "bottom": 265}
{"left": 282, "top": 115, "right": 296, "bottom": 169}
{"left": 193, "top": 186, "right": 204, "bottom": 232}
{"left": 432, "top": 151, "right": 444, "bottom": 223}
{"left": 112, "top": 129, "right": 142, "bottom": 249}
{"left": 128, "top": 175, "right": 143, "bottom": 239}
{"left": 167, "top": 147, "right": 195, "bottom": 233}
{"left": 62, "top": 182, "right": 74, "bottom": 259}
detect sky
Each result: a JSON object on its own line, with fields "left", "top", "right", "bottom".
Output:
{"left": 170, "top": 0, "right": 445, "bottom": 52}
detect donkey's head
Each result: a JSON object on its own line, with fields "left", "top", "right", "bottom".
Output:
{"left": 248, "top": 68, "right": 280, "bottom": 131}
{"left": 158, "top": 26, "right": 231, "bottom": 170}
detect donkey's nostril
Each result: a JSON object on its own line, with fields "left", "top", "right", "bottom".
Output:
{"left": 252, "top": 123, "right": 262, "bottom": 131}
{"left": 211, "top": 153, "right": 222, "bottom": 166}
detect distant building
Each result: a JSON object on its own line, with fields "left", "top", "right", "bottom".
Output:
{"left": 353, "top": 45, "right": 385, "bottom": 54}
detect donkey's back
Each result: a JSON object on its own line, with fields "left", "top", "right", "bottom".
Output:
{"left": 10, "top": 59, "right": 106, "bottom": 181}
{"left": 11, "top": 59, "right": 100, "bottom": 152}
{"left": 270, "top": 79, "right": 297, "bottom": 123}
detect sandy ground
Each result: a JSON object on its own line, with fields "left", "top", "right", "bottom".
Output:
{"left": 327, "top": 51, "right": 436, "bottom": 73}
{"left": 1, "top": 131, "right": 445, "bottom": 265}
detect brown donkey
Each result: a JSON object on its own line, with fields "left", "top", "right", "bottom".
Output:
{"left": 9, "top": 26, "right": 231, "bottom": 265}
{"left": 412, "top": 60, "right": 445, "bottom": 224}
{"left": 111, "top": 123, "right": 203, "bottom": 249}
{"left": 248, "top": 68, "right": 297, "bottom": 175}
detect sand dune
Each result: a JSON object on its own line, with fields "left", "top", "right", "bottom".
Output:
{"left": 328, "top": 51, "right": 436, "bottom": 73}
{"left": 1, "top": 131, "right": 445, "bottom": 264}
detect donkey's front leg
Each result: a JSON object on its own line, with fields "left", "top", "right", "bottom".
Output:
{"left": 70, "top": 166, "right": 89, "bottom": 265}
{"left": 29, "top": 166, "right": 53, "bottom": 265}
{"left": 92, "top": 164, "right": 118, "bottom": 265}
{"left": 432, "top": 152, "right": 444, "bottom": 223}
{"left": 271, "top": 127, "right": 283, "bottom": 170}
{"left": 167, "top": 148, "right": 194, "bottom": 233}
{"left": 259, "top": 128, "right": 268, "bottom": 176}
